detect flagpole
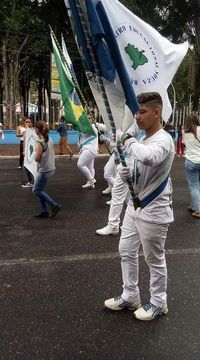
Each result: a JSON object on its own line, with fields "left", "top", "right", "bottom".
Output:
{"left": 49, "top": 27, "right": 89, "bottom": 111}
{"left": 73, "top": 0, "right": 116, "bottom": 135}
{"left": 70, "top": 0, "right": 138, "bottom": 207}
{"left": 50, "top": 27, "right": 98, "bottom": 136}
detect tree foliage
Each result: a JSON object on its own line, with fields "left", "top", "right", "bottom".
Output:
{"left": 121, "top": 0, "right": 200, "bottom": 109}
{"left": 0, "top": 0, "right": 199, "bottom": 127}
{"left": 0, "top": 0, "right": 68, "bottom": 126}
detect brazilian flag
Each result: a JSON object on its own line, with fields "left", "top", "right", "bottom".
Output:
{"left": 50, "top": 31, "right": 95, "bottom": 135}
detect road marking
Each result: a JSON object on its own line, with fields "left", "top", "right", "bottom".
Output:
{"left": 0, "top": 248, "right": 199, "bottom": 267}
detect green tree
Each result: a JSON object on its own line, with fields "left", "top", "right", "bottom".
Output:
{"left": 0, "top": 0, "right": 49, "bottom": 126}
{"left": 0, "top": 0, "right": 68, "bottom": 127}
{"left": 121, "top": 0, "right": 200, "bottom": 110}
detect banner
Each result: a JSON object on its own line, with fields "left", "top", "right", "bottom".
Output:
{"left": 65, "top": 0, "right": 139, "bottom": 132}
{"left": 50, "top": 29, "right": 96, "bottom": 135}
{"left": 51, "top": 53, "right": 61, "bottom": 100}
{"left": 23, "top": 128, "right": 38, "bottom": 180}
{"left": 96, "top": 0, "right": 188, "bottom": 121}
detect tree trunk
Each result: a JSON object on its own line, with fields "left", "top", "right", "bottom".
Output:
{"left": 2, "top": 39, "right": 10, "bottom": 128}
{"left": 192, "top": 1, "right": 200, "bottom": 110}
{"left": 0, "top": 85, "right": 3, "bottom": 123}
{"left": 38, "top": 75, "right": 44, "bottom": 121}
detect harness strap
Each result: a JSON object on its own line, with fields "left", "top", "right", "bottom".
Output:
{"left": 134, "top": 176, "right": 169, "bottom": 210}
{"left": 80, "top": 135, "right": 97, "bottom": 148}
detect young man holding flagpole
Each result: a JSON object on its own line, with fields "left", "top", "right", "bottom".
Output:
{"left": 104, "top": 92, "right": 175, "bottom": 321}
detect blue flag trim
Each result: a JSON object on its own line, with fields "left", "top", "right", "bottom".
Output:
{"left": 68, "top": 0, "right": 93, "bottom": 72}
{"left": 95, "top": 0, "right": 139, "bottom": 115}
{"left": 85, "top": 0, "right": 116, "bottom": 82}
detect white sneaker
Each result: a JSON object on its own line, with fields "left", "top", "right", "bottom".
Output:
{"left": 106, "top": 200, "right": 112, "bottom": 206}
{"left": 82, "top": 179, "right": 96, "bottom": 189}
{"left": 102, "top": 186, "right": 111, "bottom": 195}
{"left": 104, "top": 296, "right": 141, "bottom": 311}
{"left": 134, "top": 302, "right": 168, "bottom": 321}
{"left": 96, "top": 224, "right": 119, "bottom": 236}
{"left": 22, "top": 182, "right": 33, "bottom": 188}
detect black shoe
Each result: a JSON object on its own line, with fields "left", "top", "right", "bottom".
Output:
{"left": 51, "top": 205, "right": 62, "bottom": 218}
{"left": 34, "top": 212, "right": 49, "bottom": 218}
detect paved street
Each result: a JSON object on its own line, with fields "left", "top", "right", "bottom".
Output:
{"left": 0, "top": 156, "right": 199, "bottom": 360}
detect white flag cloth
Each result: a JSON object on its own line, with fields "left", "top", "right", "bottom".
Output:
{"left": 96, "top": 0, "right": 188, "bottom": 121}
{"left": 24, "top": 128, "right": 38, "bottom": 180}
{"left": 65, "top": 0, "right": 139, "bottom": 133}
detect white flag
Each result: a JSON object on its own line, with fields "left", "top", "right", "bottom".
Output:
{"left": 24, "top": 128, "right": 38, "bottom": 180}
{"left": 65, "top": 0, "right": 139, "bottom": 133}
{"left": 98, "top": 0, "right": 188, "bottom": 121}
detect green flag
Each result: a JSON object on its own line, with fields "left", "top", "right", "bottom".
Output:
{"left": 50, "top": 30, "right": 95, "bottom": 135}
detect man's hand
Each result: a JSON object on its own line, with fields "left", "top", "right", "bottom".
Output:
{"left": 118, "top": 165, "right": 132, "bottom": 182}
{"left": 116, "top": 128, "right": 124, "bottom": 143}
{"left": 110, "top": 139, "right": 117, "bottom": 152}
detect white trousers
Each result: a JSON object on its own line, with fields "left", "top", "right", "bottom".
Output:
{"left": 108, "top": 173, "right": 129, "bottom": 229}
{"left": 104, "top": 153, "right": 116, "bottom": 188}
{"left": 77, "top": 149, "right": 96, "bottom": 180}
{"left": 119, "top": 204, "right": 169, "bottom": 307}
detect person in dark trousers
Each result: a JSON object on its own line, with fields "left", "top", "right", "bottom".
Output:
{"left": 16, "top": 118, "right": 26, "bottom": 169}
{"left": 22, "top": 117, "right": 35, "bottom": 188}
{"left": 164, "top": 120, "right": 176, "bottom": 139}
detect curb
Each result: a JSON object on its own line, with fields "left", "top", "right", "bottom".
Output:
{"left": 0, "top": 154, "right": 110, "bottom": 160}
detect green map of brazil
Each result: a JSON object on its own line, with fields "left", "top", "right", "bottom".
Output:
{"left": 29, "top": 144, "right": 34, "bottom": 156}
{"left": 125, "top": 43, "right": 148, "bottom": 70}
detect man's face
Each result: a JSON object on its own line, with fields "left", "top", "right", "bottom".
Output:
{"left": 135, "top": 103, "right": 161, "bottom": 130}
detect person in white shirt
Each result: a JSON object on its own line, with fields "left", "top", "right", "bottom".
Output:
{"left": 96, "top": 120, "right": 140, "bottom": 236}
{"left": 77, "top": 122, "right": 98, "bottom": 189}
{"left": 104, "top": 92, "right": 175, "bottom": 321}
{"left": 183, "top": 113, "right": 200, "bottom": 219}
{"left": 16, "top": 118, "right": 26, "bottom": 169}
{"left": 95, "top": 122, "right": 116, "bottom": 197}
{"left": 0, "top": 122, "right": 4, "bottom": 140}
{"left": 22, "top": 117, "right": 35, "bottom": 187}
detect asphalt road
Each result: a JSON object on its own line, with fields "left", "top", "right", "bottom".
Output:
{"left": 0, "top": 156, "right": 199, "bottom": 360}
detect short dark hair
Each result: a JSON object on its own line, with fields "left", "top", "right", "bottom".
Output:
{"left": 137, "top": 92, "right": 163, "bottom": 108}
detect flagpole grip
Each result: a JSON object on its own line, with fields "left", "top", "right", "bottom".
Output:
{"left": 117, "top": 142, "right": 139, "bottom": 209}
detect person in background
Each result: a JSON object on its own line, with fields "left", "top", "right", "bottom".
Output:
{"left": 0, "top": 122, "right": 4, "bottom": 140}
{"left": 176, "top": 124, "right": 185, "bottom": 157}
{"left": 57, "top": 116, "right": 73, "bottom": 159}
{"left": 77, "top": 117, "right": 98, "bottom": 189}
{"left": 96, "top": 120, "right": 140, "bottom": 236}
{"left": 33, "top": 121, "right": 61, "bottom": 218}
{"left": 164, "top": 120, "right": 176, "bottom": 139}
{"left": 183, "top": 113, "right": 200, "bottom": 219}
{"left": 16, "top": 118, "right": 26, "bottom": 169}
{"left": 95, "top": 122, "right": 116, "bottom": 198}
{"left": 22, "top": 117, "right": 35, "bottom": 188}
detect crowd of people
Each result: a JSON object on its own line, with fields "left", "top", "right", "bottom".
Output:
{"left": 12, "top": 91, "right": 200, "bottom": 321}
